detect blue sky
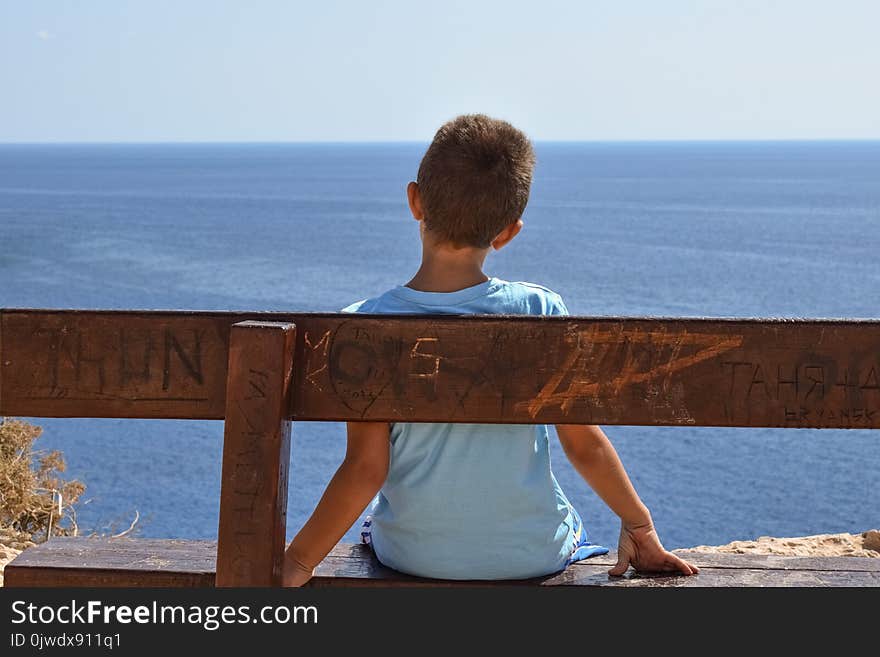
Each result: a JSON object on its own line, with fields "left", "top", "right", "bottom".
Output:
{"left": 2, "top": 1, "right": 879, "bottom": 142}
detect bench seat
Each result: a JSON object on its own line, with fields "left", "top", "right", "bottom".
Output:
{"left": 5, "top": 538, "right": 879, "bottom": 587}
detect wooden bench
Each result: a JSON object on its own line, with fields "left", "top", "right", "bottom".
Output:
{"left": 2, "top": 309, "right": 878, "bottom": 587}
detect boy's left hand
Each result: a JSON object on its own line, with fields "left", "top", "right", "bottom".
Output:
{"left": 609, "top": 521, "right": 700, "bottom": 577}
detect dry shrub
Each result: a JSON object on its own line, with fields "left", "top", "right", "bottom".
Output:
{"left": 0, "top": 418, "right": 85, "bottom": 545}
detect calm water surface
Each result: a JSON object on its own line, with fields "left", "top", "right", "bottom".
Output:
{"left": 1, "top": 141, "right": 878, "bottom": 547}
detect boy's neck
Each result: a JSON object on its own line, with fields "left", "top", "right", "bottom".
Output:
{"left": 405, "top": 240, "right": 491, "bottom": 293}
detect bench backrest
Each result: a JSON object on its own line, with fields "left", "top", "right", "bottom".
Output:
{"left": 2, "top": 308, "right": 878, "bottom": 585}
{"left": 3, "top": 309, "right": 879, "bottom": 427}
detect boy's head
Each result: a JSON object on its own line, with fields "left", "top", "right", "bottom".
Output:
{"left": 411, "top": 114, "right": 535, "bottom": 249}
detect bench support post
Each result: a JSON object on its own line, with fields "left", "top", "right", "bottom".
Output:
{"left": 216, "top": 321, "right": 296, "bottom": 586}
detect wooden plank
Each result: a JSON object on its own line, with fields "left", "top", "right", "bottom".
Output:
{"left": 3, "top": 567, "right": 214, "bottom": 587}
{"left": 310, "top": 564, "right": 880, "bottom": 587}
{"left": 323, "top": 543, "right": 880, "bottom": 574}
{"left": 312, "top": 544, "right": 880, "bottom": 587}
{"left": 4, "top": 538, "right": 216, "bottom": 587}
{"left": 3, "top": 309, "right": 880, "bottom": 428}
{"left": 311, "top": 543, "right": 880, "bottom": 584}
{"left": 7, "top": 539, "right": 878, "bottom": 588}
{"left": 215, "top": 321, "right": 295, "bottom": 587}
{"left": 0, "top": 310, "right": 234, "bottom": 419}
{"left": 6, "top": 537, "right": 217, "bottom": 570}
{"left": 538, "top": 564, "right": 880, "bottom": 587}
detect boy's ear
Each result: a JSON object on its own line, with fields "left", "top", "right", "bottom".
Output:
{"left": 491, "top": 219, "right": 523, "bottom": 251}
{"left": 407, "top": 181, "right": 425, "bottom": 221}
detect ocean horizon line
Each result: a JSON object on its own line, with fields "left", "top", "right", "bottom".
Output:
{"left": 1, "top": 138, "right": 880, "bottom": 147}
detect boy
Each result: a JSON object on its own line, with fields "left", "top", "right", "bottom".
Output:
{"left": 283, "top": 114, "right": 698, "bottom": 584}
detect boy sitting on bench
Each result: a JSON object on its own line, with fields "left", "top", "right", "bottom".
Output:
{"left": 283, "top": 114, "right": 698, "bottom": 584}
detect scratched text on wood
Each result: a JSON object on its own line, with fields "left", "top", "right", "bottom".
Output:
{"left": 0, "top": 313, "right": 228, "bottom": 418}
{"left": 295, "top": 319, "right": 880, "bottom": 428}
{"left": 3, "top": 311, "right": 879, "bottom": 428}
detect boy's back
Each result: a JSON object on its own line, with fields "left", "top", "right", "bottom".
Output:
{"left": 346, "top": 278, "right": 606, "bottom": 579}
{"left": 282, "top": 114, "right": 698, "bottom": 586}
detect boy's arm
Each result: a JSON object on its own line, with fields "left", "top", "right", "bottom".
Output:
{"left": 555, "top": 424, "right": 698, "bottom": 577}
{"left": 283, "top": 421, "right": 390, "bottom": 586}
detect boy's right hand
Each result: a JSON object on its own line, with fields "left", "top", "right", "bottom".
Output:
{"left": 609, "top": 521, "right": 700, "bottom": 577}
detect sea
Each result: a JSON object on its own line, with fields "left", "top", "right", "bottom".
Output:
{"left": 1, "top": 141, "right": 878, "bottom": 549}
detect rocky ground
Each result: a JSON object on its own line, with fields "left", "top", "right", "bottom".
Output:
{"left": 0, "top": 531, "right": 35, "bottom": 587}
{"left": 1, "top": 530, "right": 878, "bottom": 586}
{"left": 688, "top": 529, "right": 880, "bottom": 558}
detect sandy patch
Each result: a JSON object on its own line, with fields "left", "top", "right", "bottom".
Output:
{"left": 0, "top": 544, "right": 23, "bottom": 587}
{"left": 689, "top": 529, "right": 880, "bottom": 558}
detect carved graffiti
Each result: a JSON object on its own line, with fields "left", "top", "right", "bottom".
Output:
{"left": 409, "top": 337, "right": 442, "bottom": 394}
{"left": 324, "top": 322, "right": 500, "bottom": 417}
{"left": 723, "top": 360, "right": 880, "bottom": 426}
{"left": 26, "top": 326, "right": 207, "bottom": 401}
{"left": 519, "top": 329, "right": 743, "bottom": 420}
{"left": 7, "top": 312, "right": 878, "bottom": 428}
{"left": 226, "top": 368, "right": 270, "bottom": 579}
{"left": 162, "top": 329, "right": 203, "bottom": 391}
{"left": 303, "top": 330, "right": 331, "bottom": 391}
{"left": 314, "top": 321, "right": 751, "bottom": 423}
{"left": 299, "top": 320, "right": 880, "bottom": 427}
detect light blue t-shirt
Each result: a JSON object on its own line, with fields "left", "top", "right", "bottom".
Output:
{"left": 343, "top": 277, "right": 587, "bottom": 580}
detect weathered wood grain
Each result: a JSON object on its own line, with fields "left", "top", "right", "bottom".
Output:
{"left": 318, "top": 543, "right": 880, "bottom": 574}
{"left": 0, "top": 310, "right": 232, "bottom": 419}
{"left": 538, "top": 564, "right": 880, "bottom": 587}
{"left": 8, "top": 539, "right": 878, "bottom": 588}
{"left": 215, "top": 322, "right": 295, "bottom": 587}
{"left": 3, "top": 567, "right": 215, "bottom": 588}
{"left": 310, "top": 543, "right": 880, "bottom": 586}
{"left": 310, "top": 565, "right": 880, "bottom": 588}
{"left": 3, "top": 309, "right": 879, "bottom": 428}
{"left": 4, "top": 538, "right": 216, "bottom": 587}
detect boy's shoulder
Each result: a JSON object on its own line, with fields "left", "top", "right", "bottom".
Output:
{"left": 342, "top": 278, "right": 568, "bottom": 317}
{"left": 340, "top": 288, "right": 400, "bottom": 314}
{"left": 508, "top": 280, "right": 564, "bottom": 300}
{"left": 503, "top": 280, "right": 569, "bottom": 316}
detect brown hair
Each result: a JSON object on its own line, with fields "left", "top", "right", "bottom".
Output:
{"left": 416, "top": 114, "right": 535, "bottom": 248}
